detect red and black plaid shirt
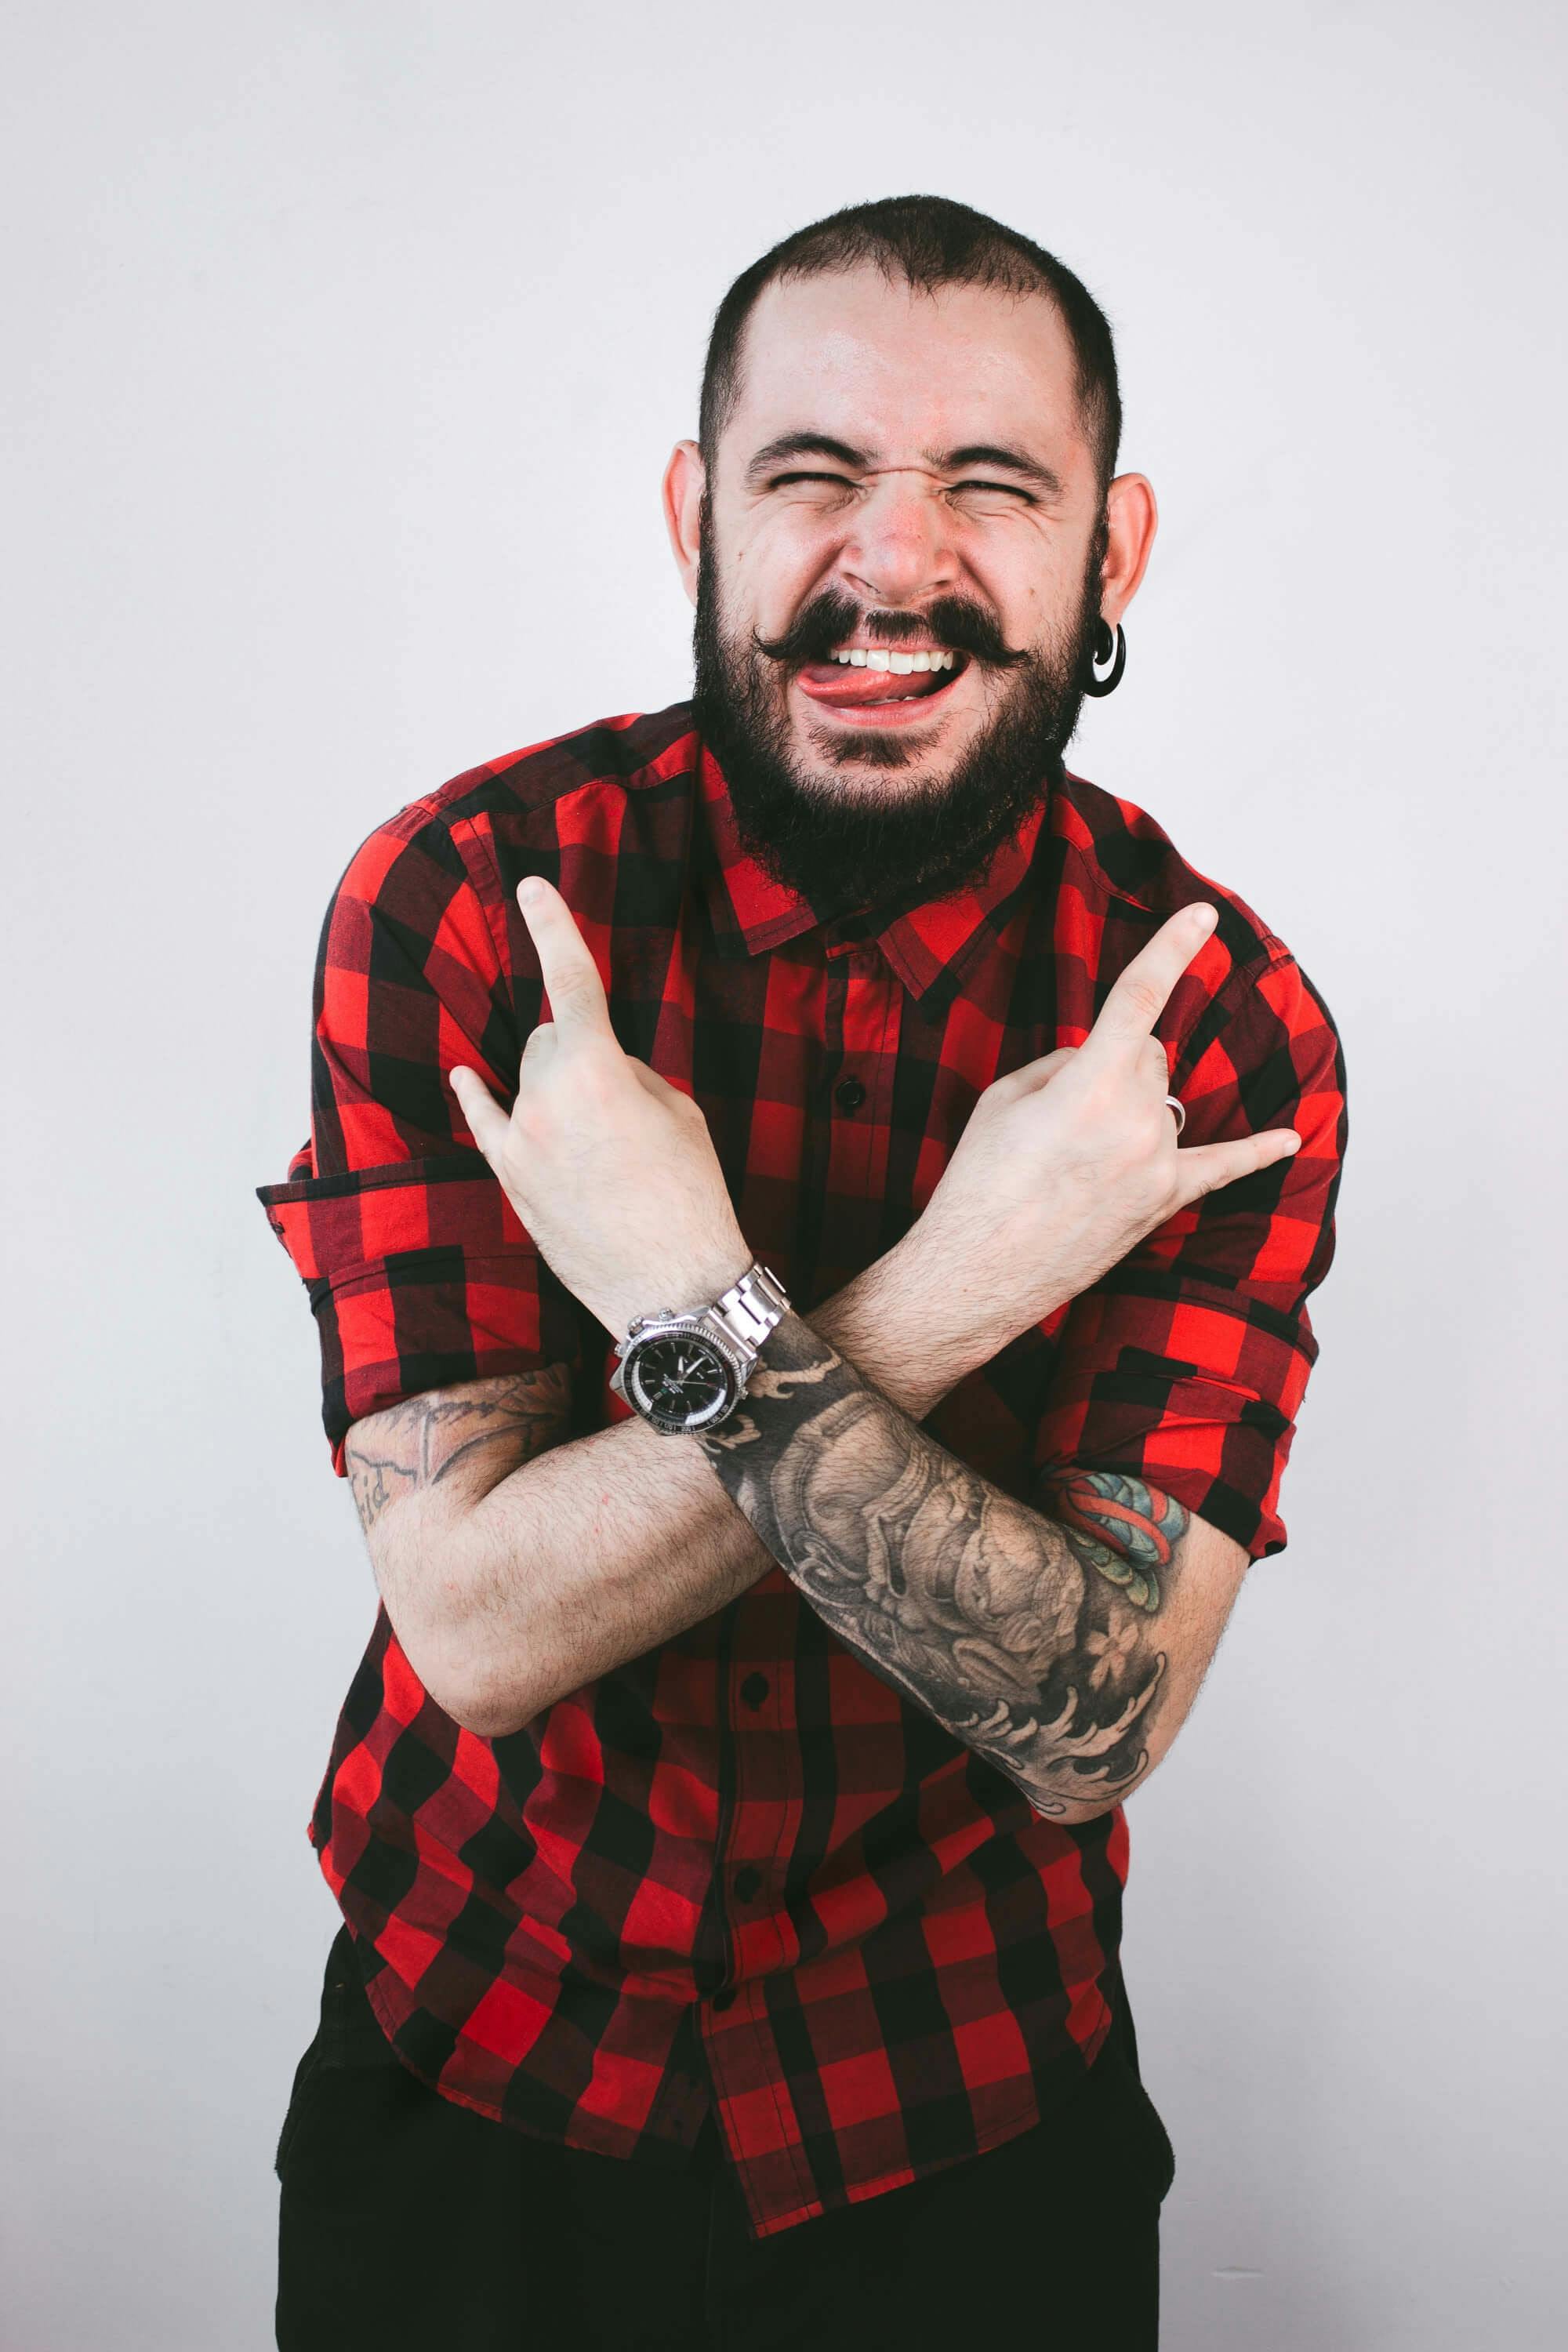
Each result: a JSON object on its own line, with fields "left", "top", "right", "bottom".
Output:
{"left": 257, "top": 700, "right": 1346, "bottom": 2238}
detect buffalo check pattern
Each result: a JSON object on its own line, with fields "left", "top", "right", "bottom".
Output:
{"left": 257, "top": 700, "right": 1347, "bottom": 2237}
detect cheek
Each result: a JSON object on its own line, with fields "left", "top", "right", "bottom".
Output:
{"left": 732, "top": 515, "right": 840, "bottom": 619}
{"left": 999, "top": 582, "right": 1051, "bottom": 650}
{"left": 971, "top": 539, "right": 1073, "bottom": 638}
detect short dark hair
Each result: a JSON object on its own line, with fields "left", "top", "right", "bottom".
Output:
{"left": 698, "top": 194, "right": 1122, "bottom": 504}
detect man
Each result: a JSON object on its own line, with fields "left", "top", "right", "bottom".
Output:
{"left": 259, "top": 194, "right": 1346, "bottom": 2350}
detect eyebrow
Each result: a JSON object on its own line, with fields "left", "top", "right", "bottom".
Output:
{"left": 743, "top": 432, "right": 1066, "bottom": 502}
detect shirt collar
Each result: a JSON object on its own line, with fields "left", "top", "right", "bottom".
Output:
{"left": 695, "top": 737, "right": 1051, "bottom": 1011}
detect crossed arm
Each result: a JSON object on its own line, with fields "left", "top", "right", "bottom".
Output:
{"left": 349, "top": 882, "right": 1268, "bottom": 1809}
{"left": 691, "top": 1306, "right": 1247, "bottom": 1820}
{"left": 346, "top": 1248, "right": 1248, "bottom": 1821}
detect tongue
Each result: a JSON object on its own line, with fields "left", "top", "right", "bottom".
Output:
{"left": 796, "top": 661, "right": 949, "bottom": 706}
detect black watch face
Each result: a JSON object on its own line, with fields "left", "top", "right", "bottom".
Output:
{"left": 626, "top": 1332, "right": 737, "bottom": 1433}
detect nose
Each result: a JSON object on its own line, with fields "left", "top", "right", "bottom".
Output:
{"left": 837, "top": 470, "right": 959, "bottom": 611}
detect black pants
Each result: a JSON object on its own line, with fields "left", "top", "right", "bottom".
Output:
{"left": 275, "top": 1922, "right": 1174, "bottom": 2350}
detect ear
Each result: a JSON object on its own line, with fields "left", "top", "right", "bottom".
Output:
{"left": 1096, "top": 472, "right": 1159, "bottom": 630}
{"left": 662, "top": 440, "right": 706, "bottom": 608}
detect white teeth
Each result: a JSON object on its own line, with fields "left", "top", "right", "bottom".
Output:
{"left": 827, "top": 647, "right": 957, "bottom": 670}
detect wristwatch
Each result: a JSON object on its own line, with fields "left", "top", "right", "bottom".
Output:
{"left": 608, "top": 1263, "right": 791, "bottom": 1436}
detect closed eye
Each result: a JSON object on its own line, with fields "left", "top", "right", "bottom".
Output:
{"left": 951, "top": 479, "right": 1036, "bottom": 504}
{"left": 768, "top": 471, "right": 1035, "bottom": 506}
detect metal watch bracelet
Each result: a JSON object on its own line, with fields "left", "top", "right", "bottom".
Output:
{"left": 703, "top": 1263, "right": 791, "bottom": 1365}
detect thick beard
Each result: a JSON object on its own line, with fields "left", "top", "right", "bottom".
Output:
{"left": 691, "top": 525, "right": 1105, "bottom": 920}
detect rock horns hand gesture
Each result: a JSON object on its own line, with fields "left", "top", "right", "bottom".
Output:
{"left": 449, "top": 877, "right": 751, "bottom": 1341}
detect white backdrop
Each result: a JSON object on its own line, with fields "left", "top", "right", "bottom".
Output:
{"left": 5, "top": 4, "right": 1565, "bottom": 2346}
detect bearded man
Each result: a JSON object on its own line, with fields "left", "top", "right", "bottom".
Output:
{"left": 260, "top": 194, "right": 1347, "bottom": 2351}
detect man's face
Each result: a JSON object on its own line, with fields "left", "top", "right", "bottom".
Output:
{"left": 688, "top": 266, "right": 1109, "bottom": 915}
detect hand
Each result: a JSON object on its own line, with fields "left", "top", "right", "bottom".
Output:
{"left": 448, "top": 877, "right": 751, "bottom": 1339}
{"left": 907, "top": 902, "right": 1302, "bottom": 1356}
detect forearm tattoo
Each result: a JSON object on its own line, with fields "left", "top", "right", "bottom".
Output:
{"left": 696, "top": 1313, "right": 1189, "bottom": 1817}
{"left": 344, "top": 1365, "right": 573, "bottom": 1535}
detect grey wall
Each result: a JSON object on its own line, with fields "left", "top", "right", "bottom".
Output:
{"left": 5, "top": 3, "right": 1564, "bottom": 2345}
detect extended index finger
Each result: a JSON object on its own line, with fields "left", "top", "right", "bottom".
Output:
{"left": 1087, "top": 902, "right": 1218, "bottom": 1054}
{"left": 517, "top": 874, "right": 612, "bottom": 1037}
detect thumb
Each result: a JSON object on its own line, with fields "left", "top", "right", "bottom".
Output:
{"left": 448, "top": 1065, "right": 513, "bottom": 1166}
{"left": 625, "top": 1055, "right": 692, "bottom": 1107}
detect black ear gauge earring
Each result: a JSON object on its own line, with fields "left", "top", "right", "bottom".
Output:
{"left": 1083, "top": 617, "right": 1127, "bottom": 698}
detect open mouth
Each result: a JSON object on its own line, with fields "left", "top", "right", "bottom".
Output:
{"left": 793, "top": 648, "right": 971, "bottom": 719}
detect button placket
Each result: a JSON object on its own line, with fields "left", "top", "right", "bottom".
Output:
{"left": 717, "top": 1588, "right": 796, "bottom": 1994}
{"left": 826, "top": 948, "right": 899, "bottom": 1203}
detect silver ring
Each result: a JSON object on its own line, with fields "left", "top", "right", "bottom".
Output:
{"left": 1164, "top": 1094, "right": 1186, "bottom": 1136}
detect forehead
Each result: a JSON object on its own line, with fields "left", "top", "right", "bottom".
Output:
{"left": 722, "top": 263, "right": 1088, "bottom": 485}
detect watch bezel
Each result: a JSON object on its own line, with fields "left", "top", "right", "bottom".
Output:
{"left": 617, "top": 1318, "right": 746, "bottom": 1436}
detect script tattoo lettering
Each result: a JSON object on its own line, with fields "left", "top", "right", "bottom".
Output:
{"left": 344, "top": 1365, "right": 573, "bottom": 1535}
{"left": 697, "top": 1315, "right": 1189, "bottom": 1817}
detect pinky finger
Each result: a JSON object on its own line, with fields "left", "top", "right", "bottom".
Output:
{"left": 448, "top": 1065, "right": 511, "bottom": 1163}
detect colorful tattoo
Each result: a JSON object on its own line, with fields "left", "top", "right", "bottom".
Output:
{"left": 1043, "top": 1468, "right": 1187, "bottom": 1612}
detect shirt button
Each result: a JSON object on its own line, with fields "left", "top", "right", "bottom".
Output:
{"left": 711, "top": 1988, "right": 737, "bottom": 2011}
{"left": 733, "top": 1867, "right": 762, "bottom": 1902}
{"left": 835, "top": 1076, "right": 866, "bottom": 1112}
{"left": 740, "top": 1673, "right": 769, "bottom": 1708}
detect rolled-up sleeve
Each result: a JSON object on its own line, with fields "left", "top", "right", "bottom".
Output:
{"left": 1030, "top": 945, "right": 1348, "bottom": 1562}
{"left": 256, "top": 804, "right": 580, "bottom": 1475}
